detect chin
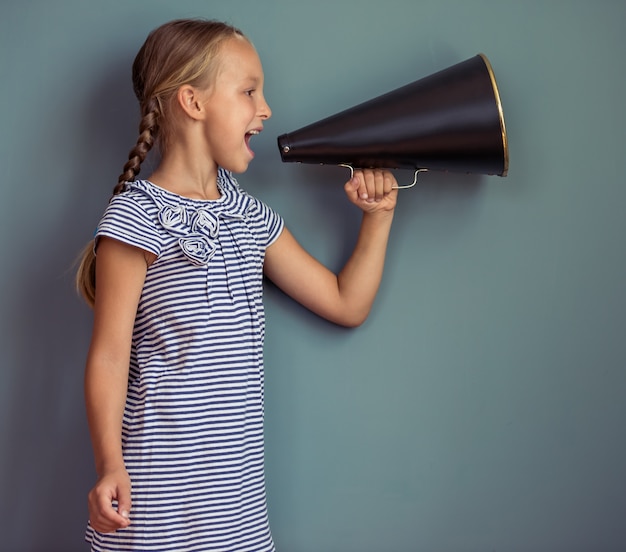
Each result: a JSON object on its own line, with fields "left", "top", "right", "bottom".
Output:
{"left": 223, "top": 152, "right": 254, "bottom": 174}
{"left": 230, "top": 163, "right": 251, "bottom": 174}
{"left": 234, "top": 158, "right": 254, "bottom": 174}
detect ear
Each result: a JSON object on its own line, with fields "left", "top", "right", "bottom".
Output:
{"left": 176, "top": 85, "right": 205, "bottom": 121}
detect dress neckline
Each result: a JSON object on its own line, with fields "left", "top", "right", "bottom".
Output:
{"left": 129, "top": 169, "right": 235, "bottom": 206}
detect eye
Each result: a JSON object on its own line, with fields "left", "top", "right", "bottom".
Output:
{"left": 245, "top": 89, "right": 255, "bottom": 97}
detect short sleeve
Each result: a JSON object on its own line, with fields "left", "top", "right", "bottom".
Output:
{"left": 259, "top": 200, "right": 284, "bottom": 248}
{"left": 95, "top": 193, "right": 162, "bottom": 257}
{"left": 224, "top": 171, "right": 284, "bottom": 249}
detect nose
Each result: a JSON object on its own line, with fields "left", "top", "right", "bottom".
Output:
{"left": 259, "top": 94, "right": 272, "bottom": 120}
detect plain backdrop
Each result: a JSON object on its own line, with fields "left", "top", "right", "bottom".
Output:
{"left": 1, "top": 1, "right": 625, "bottom": 551}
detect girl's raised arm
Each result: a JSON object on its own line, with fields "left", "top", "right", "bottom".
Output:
{"left": 264, "top": 169, "right": 398, "bottom": 327}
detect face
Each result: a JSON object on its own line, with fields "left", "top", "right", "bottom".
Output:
{"left": 199, "top": 36, "right": 272, "bottom": 173}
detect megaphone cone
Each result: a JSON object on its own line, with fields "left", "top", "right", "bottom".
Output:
{"left": 278, "top": 54, "right": 508, "bottom": 178}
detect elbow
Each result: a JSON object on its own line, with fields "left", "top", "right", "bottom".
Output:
{"left": 335, "top": 309, "right": 370, "bottom": 328}
{"left": 343, "top": 318, "right": 366, "bottom": 329}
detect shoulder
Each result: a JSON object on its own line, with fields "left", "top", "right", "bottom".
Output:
{"left": 218, "top": 169, "right": 276, "bottom": 214}
{"left": 96, "top": 181, "right": 164, "bottom": 256}
{"left": 111, "top": 180, "right": 165, "bottom": 207}
{"left": 218, "top": 169, "right": 284, "bottom": 246}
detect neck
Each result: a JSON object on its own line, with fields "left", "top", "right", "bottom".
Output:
{"left": 148, "top": 144, "right": 221, "bottom": 201}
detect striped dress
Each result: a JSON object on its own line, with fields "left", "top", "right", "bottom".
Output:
{"left": 86, "top": 169, "right": 283, "bottom": 552}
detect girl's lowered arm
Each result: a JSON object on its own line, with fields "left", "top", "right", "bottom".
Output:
{"left": 84, "top": 237, "right": 147, "bottom": 532}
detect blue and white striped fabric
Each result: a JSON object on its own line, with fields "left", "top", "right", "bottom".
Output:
{"left": 86, "top": 169, "right": 283, "bottom": 551}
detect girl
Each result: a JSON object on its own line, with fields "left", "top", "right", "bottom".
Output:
{"left": 77, "top": 18, "right": 398, "bottom": 552}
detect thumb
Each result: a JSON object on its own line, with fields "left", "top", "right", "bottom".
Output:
{"left": 117, "top": 484, "right": 132, "bottom": 524}
{"left": 344, "top": 173, "right": 362, "bottom": 199}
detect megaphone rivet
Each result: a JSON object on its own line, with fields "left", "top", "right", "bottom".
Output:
{"left": 282, "top": 146, "right": 290, "bottom": 153}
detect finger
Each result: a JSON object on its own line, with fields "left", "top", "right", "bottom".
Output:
{"left": 353, "top": 170, "right": 370, "bottom": 201}
{"left": 343, "top": 173, "right": 361, "bottom": 202}
{"left": 117, "top": 485, "right": 132, "bottom": 526}
{"left": 88, "top": 501, "right": 122, "bottom": 533}
{"left": 364, "top": 170, "right": 377, "bottom": 202}
{"left": 360, "top": 169, "right": 383, "bottom": 202}
{"left": 89, "top": 515, "right": 120, "bottom": 534}
{"left": 354, "top": 170, "right": 373, "bottom": 202}
{"left": 383, "top": 170, "right": 396, "bottom": 194}
{"left": 90, "top": 493, "right": 129, "bottom": 532}
{"left": 100, "top": 499, "right": 129, "bottom": 525}
{"left": 373, "top": 169, "right": 387, "bottom": 202}
{"left": 344, "top": 171, "right": 359, "bottom": 191}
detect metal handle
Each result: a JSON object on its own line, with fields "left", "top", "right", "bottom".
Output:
{"left": 339, "top": 164, "right": 427, "bottom": 189}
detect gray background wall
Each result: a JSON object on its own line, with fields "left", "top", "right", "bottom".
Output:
{"left": 1, "top": 1, "right": 625, "bottom": 551}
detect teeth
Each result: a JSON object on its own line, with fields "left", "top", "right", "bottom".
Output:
{"left": 248, "top": 130, "right": 259, "bottom": 135}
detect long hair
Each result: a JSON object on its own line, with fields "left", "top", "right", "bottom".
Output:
{"left": 76, "top": 19, "right": 247, "bottom": 307}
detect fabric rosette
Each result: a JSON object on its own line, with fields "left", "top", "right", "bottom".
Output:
{"left": 191, "top": 209, "right": 220, "bottom": 237}
{"left": 158, "top": 205, "right": 189, "bottom": 236}
{"left": 178, "top": 234, "right": 218, "bottom": 266}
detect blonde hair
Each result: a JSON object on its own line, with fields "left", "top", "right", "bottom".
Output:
{"left": 76, "top": 19, "right": 247, "bottom": 307}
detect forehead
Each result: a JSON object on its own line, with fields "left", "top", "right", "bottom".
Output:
{"left": 216, "top": 36, "right": 264, "bottom": 82}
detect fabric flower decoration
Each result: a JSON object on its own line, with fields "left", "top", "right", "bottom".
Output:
{"left": 158, "top": 205, "right": 188, "bottom": 236}
{"left": 191, "top": 209, "right": 220, "bottom": 237}
{"left": 178, "top": 234, "right": 217, "bottom": 266}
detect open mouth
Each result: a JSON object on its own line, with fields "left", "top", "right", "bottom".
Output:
{"left": 245, "top": 129, "right": 260, "bottom": 154}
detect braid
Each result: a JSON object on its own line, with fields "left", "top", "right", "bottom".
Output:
{"left": 113, "top": 98, "right": 160, "bottom": 195}
{"left": 76, "top": 100, "right": 159, "bottom": 307}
